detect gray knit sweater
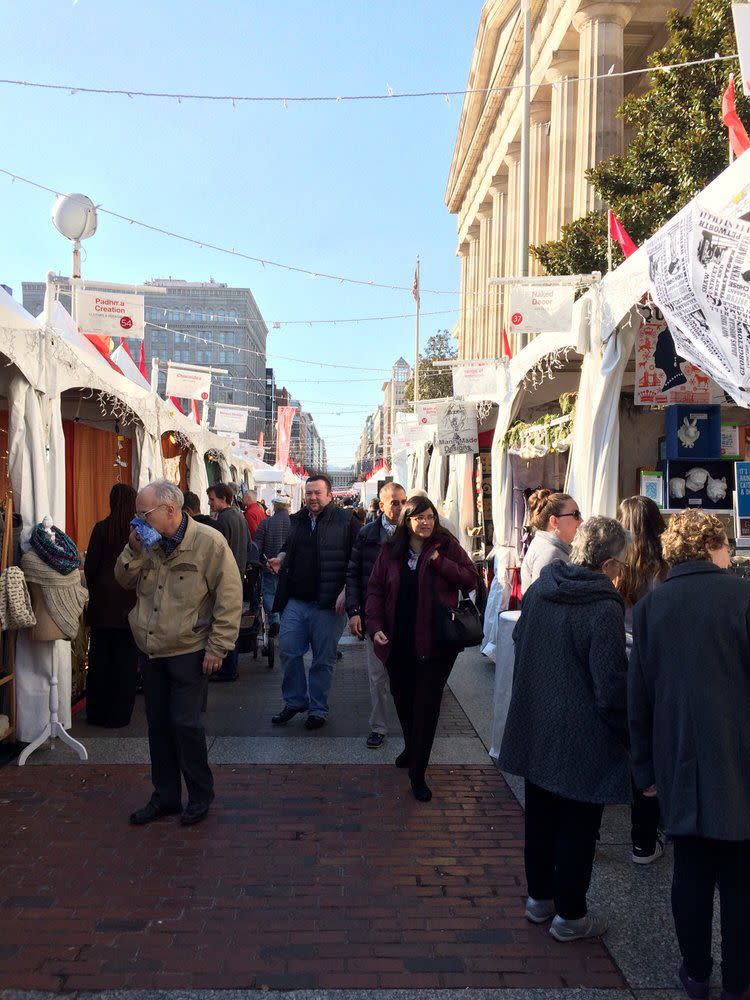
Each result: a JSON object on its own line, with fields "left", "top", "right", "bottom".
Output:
{"left": 520, "top": 530, "right": 571, "bottom": 595}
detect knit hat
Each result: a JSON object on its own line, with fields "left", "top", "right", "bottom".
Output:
{"left": 20, "top": 550, "right": 88, "bottom": 640}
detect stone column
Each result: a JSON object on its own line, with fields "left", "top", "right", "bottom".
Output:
{"left": 490, "top": 173, "right": 508, "bottom": 357}
{"left": 503, "top": 142, "right": 521, "bottom": 353}
{"left": 546, "top": 50, "right": 579, "bottom": 238}
{"left": 529, "top": 101, "right": 552, "bottom": 274}
{"left": 466, "top": 223, "right": 480, "bottom": 359}
{"left": 573, "top": 0, "right": 637, "bottom": 215}
{"left": 477, "top": 204, "right": 493, "bottom": 357}
{"left": 457, "top": 242, "right": 469, "bottom": 358}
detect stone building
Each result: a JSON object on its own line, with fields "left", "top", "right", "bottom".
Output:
{"left": 446, "top": 0, "right": 689, "bottom": 359}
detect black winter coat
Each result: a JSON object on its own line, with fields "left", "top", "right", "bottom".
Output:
{"left": 84, "top": 519, "right": 136, "bottom": 630}
{"left": 629, "top": 560, "right": 750, "bottom": 840}
{"left": 345, "top": 518, "right": 387, "bottom": 622}
{"left": 274, "top": 503, "right": 359, "bottom": 612}
{"left": 499, "top": 560, "right": 630, "bottom": 804}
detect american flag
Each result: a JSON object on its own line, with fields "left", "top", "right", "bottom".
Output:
{"left": 411, "top": 264, "right": 420, "bottom": 308}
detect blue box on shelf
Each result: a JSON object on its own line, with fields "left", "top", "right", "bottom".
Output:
{"left": 665, "top": 404, "right": 721, "bottom": 460}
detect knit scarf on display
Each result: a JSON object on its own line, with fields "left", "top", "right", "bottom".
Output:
{"left": 29, "top": 524, "right": 81, "bottom": 575}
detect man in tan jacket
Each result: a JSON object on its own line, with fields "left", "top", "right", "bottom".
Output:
{"left": 115, "top": 479, "right": 242, "bottom": 827}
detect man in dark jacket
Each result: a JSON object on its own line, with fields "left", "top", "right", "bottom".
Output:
{"left": 268, "top": 474, "right": 360, "bottom": 729}
{"left": 345, "top": 482, "right": 407, "bottom": 748}
{"left": 254, "top": 493, "right": 292, "bottom": 636}
{"left": 207, "top": 483, "right": 250, "bottom": 681}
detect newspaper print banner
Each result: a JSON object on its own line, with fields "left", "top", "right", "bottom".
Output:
{"left": 213, "top": 404, "right": 248, "bottom": 435}
{"left": 76, "top": 288, "right": 145, "bottom": 340}
{"left": 435, "top": 401, "right": 478, "bottom": 455}
{"left": 507, "top": 285, "right": 575, "bottom": 335}
{"left": 634, "top": 307, "right": 711, "bottom": 406}
{"left": 165, "top": 364, "right": 212, "bottom": 401}
{"left": 647, "top": 205, "right": 750, "bottom": 407}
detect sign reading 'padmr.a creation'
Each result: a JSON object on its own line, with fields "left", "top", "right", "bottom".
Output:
{"left": 76, "top": 288, "right": 145, "bottom": 340}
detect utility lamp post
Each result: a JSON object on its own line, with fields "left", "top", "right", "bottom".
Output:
{"left": 51, "top": 193, "right": 97, "bottom": 322}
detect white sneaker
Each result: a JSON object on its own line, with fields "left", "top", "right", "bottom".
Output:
{"left": 525, "top": 897, "right": 555, "bottom": 923}
{"left": 631, "top": 837, "right": 664, "bottom": 865}
{"left": 550, "top": 912, "right": 608, "bottom": 942}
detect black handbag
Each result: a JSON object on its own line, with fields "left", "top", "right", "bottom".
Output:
{"left": 432, "top": 574, "right": 483, "bottom": 649}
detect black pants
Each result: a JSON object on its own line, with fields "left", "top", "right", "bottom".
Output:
{"left": 672, "top": 836, "right": 750, "bottom": 994}
{"left": 86, "top": 628, "right": 138, "bottom": 728}
{"left": 385, "top": 649, "right": 457, "bottom": 784}
{"left": 140, "top": 650, "right": 212, "bottom": 810}
{"left": 631, "top": 776, "right": 660, "bottom": 852}
{"left": 524, "top": 779, "right": 604, "bottom": 921}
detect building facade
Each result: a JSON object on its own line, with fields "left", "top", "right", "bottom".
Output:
{"left": 446, "top": 0, "right": 689, "bottom": 359}
{"left": 22, "top": 277, "right": 268, "bottom": 441}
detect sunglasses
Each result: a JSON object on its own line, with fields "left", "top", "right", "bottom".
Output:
{"left": 558, "top": 511, "right": 582, "bottom": 521}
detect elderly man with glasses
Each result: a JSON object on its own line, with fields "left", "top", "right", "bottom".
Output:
{"left": 345, "top": 482, "right": 408, "bottom": 749}
{"left": 115, "top": 479, "right": 242, "bottom": 828}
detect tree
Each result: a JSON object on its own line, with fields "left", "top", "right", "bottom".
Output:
{"left": 404, "top": 330, "right": 458, "bottom": 403}
{"left": 533, "top": 0, "right": 748, "bottom": 276}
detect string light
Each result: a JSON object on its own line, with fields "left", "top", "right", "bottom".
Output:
{"left": 0, "top": 53, "right": 737, "bottom": 105}
{"left": 0, "top": 168, "right": 456, "bottom": 295}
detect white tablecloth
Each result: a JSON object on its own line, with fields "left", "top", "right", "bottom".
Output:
{"left": 489, "top": 610, "right": 521, "bottom": 758}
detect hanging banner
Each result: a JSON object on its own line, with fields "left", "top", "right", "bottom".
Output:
{"left": 634, "top": 308, "right": 711, "bottom": 406}
{"left": 392, "top": 412, "right": 432, "bottom": 452}
{"left": 275, "top": 405, "right": 296, "bottom": 469}
{"left": 507, "top": 285, "right": 575, "bottom": 335}
{"left": 647, "top": 204, "right": 750, "bottom": 407}
{"left": 415, "top": 399, "right": 443, "bottom": 429}
{"left": 76, "top": 288, "right": 145, "bottom": 340}
{"left": 165, "top": 365, "right": 212, "bottom": 402}
{"left": 734, "top": 3, "right": 750, "bottom": 97}
{"left": 216, "top": 431, "right": 240, "bottom": 450}
{"left": 213, "top": 404, "right": 249, "bottom": 435}
{"left": 452, "top": 362, "right": 502, "bottom": 402}
{"left": 436, "top": 401, "right": 479, "bottom": 456}
{"left": 233, "top": 440, "right": 254, "bottom": 460}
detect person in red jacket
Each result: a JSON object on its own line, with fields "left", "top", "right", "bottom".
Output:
{"left": 241, "top": 489, "right": 267, "bottom": 539}
{"left": 365, "top": 494, "right": 479, "bottom": 802}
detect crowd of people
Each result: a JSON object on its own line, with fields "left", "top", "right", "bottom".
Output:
{"left": 78, "top": 473, "right": 748, "bottom": 999}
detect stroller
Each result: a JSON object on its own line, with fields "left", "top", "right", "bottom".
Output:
{"left": 237, "top": 539, "right": 275, "bottom": 668}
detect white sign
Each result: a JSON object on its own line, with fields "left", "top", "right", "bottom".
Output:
{"left": 213, "top": 404, "right": 248, "bottom": 435}
{"left": 647, "top": 204, "right": 750, "bottom": 407}
{"left": 452, "top": 362, "right": 502, "bottom": 402}
{"left": 415, "top": 399, "right": 442, "bottom": 429}
{"left": 436, "top": 401, "right": 478, "bottom": 455}
{"left": 734, "top": 3, "right": 750, "bottom": 97}
{"left": 216, "top": 431, "right": 240, "bottom": 450}
{"left": 507, "top": 285, "right": 575, "bottom": 335}
{"left": 392, "top": 412, "right": 433, "bottom": 452}
{"left": 76, "top": 288, "right": 145, "bottom": 340}
{"left": 165, "top": 364, "right": 212, "bottom": 402}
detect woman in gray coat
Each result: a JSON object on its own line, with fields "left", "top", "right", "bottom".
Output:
{"left": 500, "top": 516, "right": 630, "bottom": 943}
{"left": 629, "top": 510, "right": 750, "bottom": 1000}
{"left": 520, "top": 489, "right": 582, "bottom": 594}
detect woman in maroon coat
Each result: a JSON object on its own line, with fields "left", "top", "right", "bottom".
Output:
{"left": 365, "top": 494, "right": 479, "bottom": 802}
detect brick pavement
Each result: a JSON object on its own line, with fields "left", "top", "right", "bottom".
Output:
{"left": 0, "top": 763, "right": 625, "bottom": 992}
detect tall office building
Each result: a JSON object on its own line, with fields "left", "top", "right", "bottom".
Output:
{"left": 22, "top": 277, "right": 268, "bottom": 442}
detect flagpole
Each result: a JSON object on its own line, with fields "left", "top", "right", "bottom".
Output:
{"left": 730, "top": 73, "right": 736, "bottom": 165}
{"left": 607, "top": 208, "right": 613, "bottom": 274}
{"left": 413, "top": 254, "right": 421, "bottom": 413}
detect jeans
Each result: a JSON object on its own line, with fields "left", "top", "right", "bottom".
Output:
{"left": 261, "top": 571, "right": 280, "bottom": 627}
{"left": 140, "top": 649, "right": 212, "bottom": 809}
{"left": 279, "top": 598, "right": 346, "bottom": 718}
{"left": 365, "top": 636, "right": 389, "bottom": 736}
{"left": 385, "top": 647, "right": 457, "bottom": 784}
{"left": 672, "top": 836, "right": 750, "bottom": 994}
{"left": 524, "top": 779, "right": 604, "bottom": 920}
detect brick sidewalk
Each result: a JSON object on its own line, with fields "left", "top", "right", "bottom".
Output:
{"left": 0, "top": 763, "right": 624, "bottom": 992}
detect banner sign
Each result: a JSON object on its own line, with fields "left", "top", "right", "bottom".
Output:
{"left": 76, "top": 288, "right": 145, "bottom": 340}
{"left": 392, "top": 412, "right": 433, "bottom": 452}
{"left": 213, "top": 404, "right": 248, "bottom": 435}
{"left": 165, "top": 365, "right": 212, "bottom": 402}
{"left": 733, "top": 3, "right": 750, "bottom": 97}
{"left": 735, "top": 461, "right": 750, "bottom": 547}
{"left": 216, "top": 430, "right": 240, "bottom": 450}
{"left": 436, "top": 401, "right": 479, "bottom": 455}
{"left": 415, "top": 399, "right": 442, "bottom": 428}
{"left": 507, "top": 285, "right": 574, "bottom": 335}
{"left": 275, "top": 405, "right": 296, "bottom": 469}
{"left": 634, "top": 306, "right": 711, "bottom": 406}
{"left": 647, "top": 204, "right": 750, "bottom": 407}
{"left": 452, "top": 362, "right": 501, "bottom": 402}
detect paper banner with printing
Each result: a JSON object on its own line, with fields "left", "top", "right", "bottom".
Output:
{"left": 76, "top": 288, "right": 145, "bottom": 340}
{"left": 213, "top": 404, "right": 249, "bottom": 435}
{"left": 634, "top": 307, "right": 711, "bottom": 405}
{"left": 435, "top": 401, "right": 478, "bottom": 456}
{"left": 165, "top": 364, "right": 212, "bottom": 402}
{"left": 507, "top": 285, "right": 574, "bottom": 335}
{"left": 452, "top": 362, "right": 502, "bottom": 402}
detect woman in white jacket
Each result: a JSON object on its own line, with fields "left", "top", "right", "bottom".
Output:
{"left": 521, "top": 490, "right": 582, "bottom": 595}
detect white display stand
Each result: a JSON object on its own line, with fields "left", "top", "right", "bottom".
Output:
{"left": 18, "top": 654, "right": 87, "bottom": 765}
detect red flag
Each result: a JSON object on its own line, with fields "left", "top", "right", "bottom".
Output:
{"left": 191, "top": 399, "right": 200, "bottom": 423}
{"left": 137, "top": 341, "right": 148, "bottom": 381}
{"left": 722, "top": 76, "right": 750, "bottom": 158}
{"left": 86, "top": 334, "right": 124, "bottom": 375}
{"left": 608, "top": 210, "right": 638, "bottom": 258}
{"left": 501, "top": 328, "right": 513, "bottom": 359}
{"left": 276, "top": 406, "right": 296, "bottom": 469}
{"left": 169, "top": 396, "right": 185, "bottom": 415}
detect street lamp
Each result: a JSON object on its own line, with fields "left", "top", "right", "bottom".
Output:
{"left": 52, "top": 192, "right": 97, "bottom": 280}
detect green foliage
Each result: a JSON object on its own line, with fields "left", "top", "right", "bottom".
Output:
{"left": 503, "top": 393, "right": 578, "bottom": 455}
{"left": 404, "top": 330, "right": 458, "bottom": 403}
{"left": 532, "top": 0, "right": 748, "bottom": 276}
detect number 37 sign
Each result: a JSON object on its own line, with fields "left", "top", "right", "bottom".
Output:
{"left": 507, "top": 286, "right": 574, "bottom": 335}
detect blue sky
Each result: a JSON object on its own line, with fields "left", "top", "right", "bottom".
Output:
{"left": 0, "top": 1, "right": 481, "bottom": 465}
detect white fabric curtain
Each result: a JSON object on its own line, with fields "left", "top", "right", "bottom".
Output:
{"left": 426, "top": 448, "right": 448, "bottom": 508}
{"left": 132, "top": 425, "right": 161, "bottom": 492}
{"left": 392, "top": 449, "right": 409, "bottom": 491}
{"left": 7, "top": 374, "right": 72, "bottom": 741}
{"left": 188, "top": 449, "right": 210, "bottom": 513}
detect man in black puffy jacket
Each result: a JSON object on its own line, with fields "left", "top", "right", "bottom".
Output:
{"left": 268, "top": 475, "right": 360, "bottom": 730}
{"left": 345, "top": 483, "right": 407, "bottom": 748}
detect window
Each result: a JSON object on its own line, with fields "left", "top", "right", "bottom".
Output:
{"left": 172, "top": 310, "right": 180, "bottom": 322}
{"left": 194, "top": 310, "right": 202, "bottom": 322}
{"left": 149, "top": 307, "right": 159, "bottom": 321}
{"left": 219, "top": 351, "right": 226, "bottom": 363}
{"left": 225, "top": 331, "right": 235, "bottom": 346}
{"left": 228, "top": 309, "right": 237, "bottom": 320}
{"left": 217, "top": 308, "right": 225, "bottom": 322}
